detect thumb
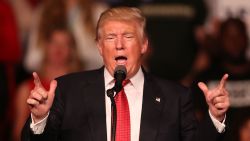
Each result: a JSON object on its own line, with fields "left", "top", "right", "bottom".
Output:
{"left": 198, "top": 82, "right": 209, "bottom": 96}
{"left": 49, "top": 80, "right": 57, "bottom": 95}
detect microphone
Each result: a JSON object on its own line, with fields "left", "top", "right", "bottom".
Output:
{"left": 113, "top": 65, "right": 127, "bottom": 93}
{"left": 106, "top": 65, "right": 127, "bottom": 141}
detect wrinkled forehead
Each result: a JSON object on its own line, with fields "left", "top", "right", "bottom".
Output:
{"left": 97, "top": 19, "right": 144, "bottom": 43}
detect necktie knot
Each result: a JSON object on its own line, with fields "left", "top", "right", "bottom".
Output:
{"left": 122, "top": 79, "right": 130, "bottom": 87}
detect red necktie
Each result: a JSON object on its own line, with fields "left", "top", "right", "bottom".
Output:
{"left": 115, "top": 80, "right": 130, "bottom": 141}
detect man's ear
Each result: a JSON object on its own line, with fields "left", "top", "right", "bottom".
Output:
{"left": 141, "top": 38, "right": 148, "bottom": 54}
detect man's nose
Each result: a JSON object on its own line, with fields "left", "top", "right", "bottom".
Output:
{"left": 115, "top": 37, "right": 124, "bottom": 50}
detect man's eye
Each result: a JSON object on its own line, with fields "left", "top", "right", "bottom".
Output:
{"left": 105, "top": 36, "right": 115, "bottom": 40}
{"left": 125, "top": 35, "right": 134, "bottom": 38}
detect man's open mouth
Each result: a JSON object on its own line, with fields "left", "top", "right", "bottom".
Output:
{"left": 115, "top": 56, "right": 127, "bottom": 64}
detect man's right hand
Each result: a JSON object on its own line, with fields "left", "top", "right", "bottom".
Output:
{"left": 27, "top": 72, "right": 57, "bottom": 123}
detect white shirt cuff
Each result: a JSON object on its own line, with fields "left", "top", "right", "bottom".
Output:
{"left": 30, "top": 113, "right": 49, "bottom": 134}
{"left": 208, "top": 110, "right": 226, "bottom": 133}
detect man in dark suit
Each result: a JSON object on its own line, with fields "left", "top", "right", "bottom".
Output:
{"left": 22, "top": 7, "right": 230, "bottom": 141}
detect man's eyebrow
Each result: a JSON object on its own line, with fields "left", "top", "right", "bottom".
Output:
{"left": 123, "top": 32, "right": 135, "bottom": 36}
{"left": 104, "top": 33, "right": 117, "bottom": 36}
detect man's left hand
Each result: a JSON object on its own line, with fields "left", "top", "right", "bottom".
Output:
{"left": 198, "top": 74, "right": 230, "bottom": 122}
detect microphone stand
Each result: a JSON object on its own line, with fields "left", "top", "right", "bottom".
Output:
{"left": 107, "top": 88, "right": 116, "bottom": 141}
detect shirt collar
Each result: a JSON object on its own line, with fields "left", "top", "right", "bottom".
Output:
{"left": 104, "top": 68, "right": 114, "bottom": 88}
{"left": 130, "top": 67, "right": 144, "bottom": 90}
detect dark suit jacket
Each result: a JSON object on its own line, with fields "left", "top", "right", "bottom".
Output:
{"left": 22, "top": 67, "right": 224, "bottom": 141}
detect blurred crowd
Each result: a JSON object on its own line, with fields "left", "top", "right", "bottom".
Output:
{"left": 0, "top": 0, "right": 250, "bottom": 141}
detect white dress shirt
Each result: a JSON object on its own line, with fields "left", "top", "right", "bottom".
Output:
{"left": 104, "top": 68, "right": 144, "bottom": 141}
{"left": 30, "top": 67, "right": 226, "bottom": 140}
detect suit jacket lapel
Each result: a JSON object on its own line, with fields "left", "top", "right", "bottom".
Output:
{"left": 139, "top": 73, "right": 165, "bottom": 141}
{"left": 83, "top": 68, "right": 107, "bottom": 141}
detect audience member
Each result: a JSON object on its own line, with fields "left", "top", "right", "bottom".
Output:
{"left": 24, "top": 0, "right": 107, "bottom": 72}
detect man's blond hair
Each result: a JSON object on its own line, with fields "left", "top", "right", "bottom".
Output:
{"left": 96, "top": 7, "right": 147, "bottom": 41}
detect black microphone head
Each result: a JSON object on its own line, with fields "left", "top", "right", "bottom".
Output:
{"left": 114, "top": 65, "right": 127, "bottom": 92}
{"left": 114, "top": 65, "right": 127, "bottom": 79}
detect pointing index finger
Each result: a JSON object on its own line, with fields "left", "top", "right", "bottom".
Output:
{"left": 218, "top": 74, "right": 229, "bottom": 89}
{"left": 33, "top": 72, "right": 42, "bottom": 88}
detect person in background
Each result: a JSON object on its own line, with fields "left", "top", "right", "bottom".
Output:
{"left": 24, "top": 0, "right": 107, "bottom": 72}
{"left": 13, "top": 26, "right": 81, "bottom": 141}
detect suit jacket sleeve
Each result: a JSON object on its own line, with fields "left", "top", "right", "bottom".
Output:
{"left": 181, "top": 89, "right": 225, "bottom": 141}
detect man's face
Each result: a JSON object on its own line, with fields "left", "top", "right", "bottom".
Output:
{"left": 46, "top": 31, "right": 71, "bottom": 66}
{"left": 97, "top": 20, "right": 148, "bottom": 79}
{"left": 221, "top": 24, "right": 247, "bottom": 59}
